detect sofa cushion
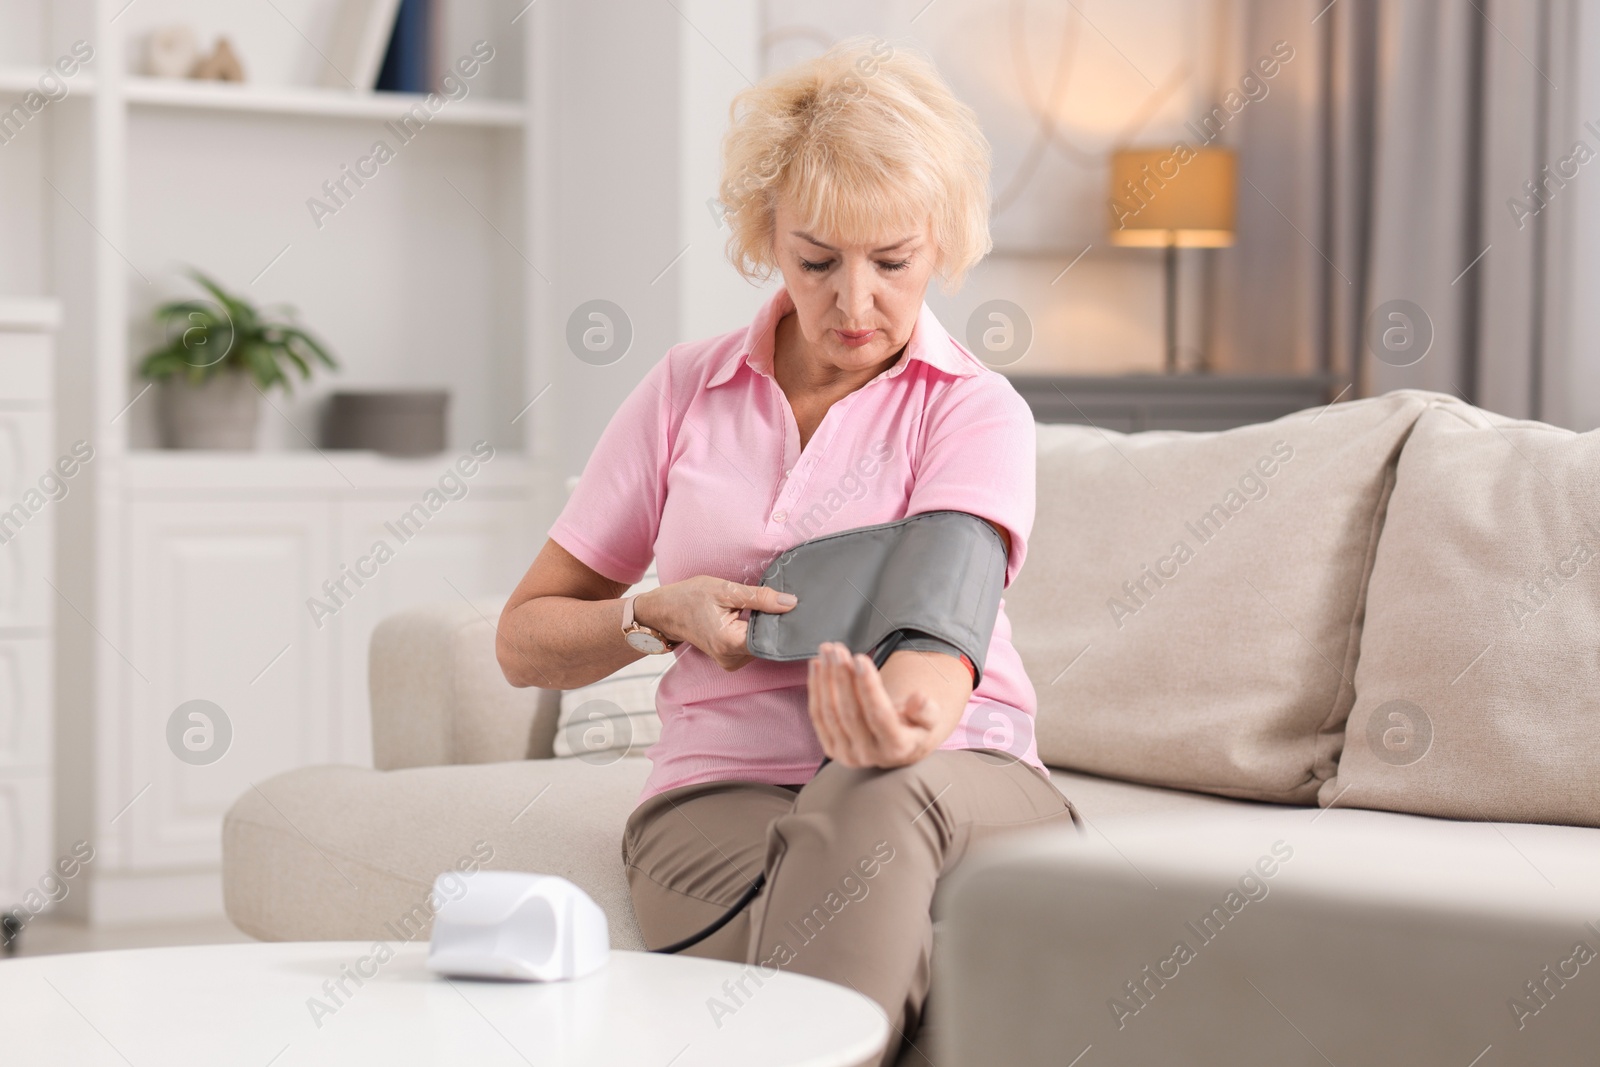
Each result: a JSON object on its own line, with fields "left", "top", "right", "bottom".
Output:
{"left": 1321, "top": 403, "right": 1600, "bottom": 826}
{"left": 221, "top": 758, "right": 1259, "bottom": 945}
{"left": 223, "top": 757, "right": 654, "bottom": 950}
{"left": 555, "top": 568, "right": 666, "bottom": 761}
{"left": 1009, "top": 390, "right": 1434, "bottom": 803}
{"left": 1048, "top": 767, "right": 1251, "bottom": 825}
{"left": 555, "top": 656, "right": 667, "bottom": 761}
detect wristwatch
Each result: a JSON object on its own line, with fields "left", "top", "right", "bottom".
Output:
{"left": 621, "top": 594, "right": 679, "bottom": 654}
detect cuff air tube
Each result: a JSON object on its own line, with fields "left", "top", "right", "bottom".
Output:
{"left": 746, "top": 510, "right": 1008, "bottom": 687}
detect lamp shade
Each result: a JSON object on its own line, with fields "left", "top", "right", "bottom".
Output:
{"left": 1108, "top": 147, "right": 1237, "bottom": 248}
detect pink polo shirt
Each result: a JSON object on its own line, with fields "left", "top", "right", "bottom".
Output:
{"left": 549, "top": 286, "right": 1045, "bottom": 803}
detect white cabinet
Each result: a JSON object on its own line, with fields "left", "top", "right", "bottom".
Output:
{"left": 0, "top": 639, "right": 51, "bottom": 769}
{"left": 0, "top": 0, "right": 552, "bottom": 928}
{"left": 0, "top": 299, "right": 56, "bottom": 916}
{"left": 122, "top": 500, "right": 337, "bottom": 869}
{"left": 328, "top": 496, "right": 530, "bottom": 766}
{"left": 101, "top": 456, "right": 535, "bottom": 905}
{"left": 0, "top": 776, "right": 51, "bottom": 907}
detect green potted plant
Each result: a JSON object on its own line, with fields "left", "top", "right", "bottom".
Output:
{"left": 138, "top": 269, "right": 338, "bottom": 450}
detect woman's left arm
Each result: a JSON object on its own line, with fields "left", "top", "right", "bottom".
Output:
{"left": 808, "top": 642, "right": 972, "bottom": 769}
{"left": 809, "top": 373, "right": 1029, "bottom": 769}
{"left": 807, "top": 522, "right": 1010, "bottom": 769}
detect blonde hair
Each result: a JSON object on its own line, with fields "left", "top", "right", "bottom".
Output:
{"left": 719, "top": 35, "right": 993, "bottom": 293}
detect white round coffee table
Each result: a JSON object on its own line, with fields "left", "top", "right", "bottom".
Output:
{"left": 2, "top": 941, "right": 890, "bottom": 1066}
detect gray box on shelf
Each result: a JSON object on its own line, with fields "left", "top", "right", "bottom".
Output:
{"left": 323, "top": 390, "right": 448, "bottom": 456}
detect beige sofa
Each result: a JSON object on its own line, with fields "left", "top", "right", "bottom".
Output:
{"left": 223, "top": 389, "right": 1600, "bottom": 1061}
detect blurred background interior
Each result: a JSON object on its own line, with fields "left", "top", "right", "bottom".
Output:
{"left": 0, "top": 0, "right": 1595, "bottom": 953}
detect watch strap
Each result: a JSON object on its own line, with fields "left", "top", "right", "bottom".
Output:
{"left": 622, "top": 594, "right": 678, "bottom": 651}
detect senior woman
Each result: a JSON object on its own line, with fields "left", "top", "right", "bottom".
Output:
{"left": 496, "top": 36, "right": 1078, "bottom": 1067}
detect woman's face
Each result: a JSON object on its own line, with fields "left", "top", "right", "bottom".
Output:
{"left": 772, "top": 197, "right": 936, "bottom": 375}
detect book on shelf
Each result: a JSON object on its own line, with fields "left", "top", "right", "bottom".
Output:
{"left": 376, "top": 0, "right": 436, "bottom": 94}
{"left": 321, "top": 0, "right": 404, "bottom": 90}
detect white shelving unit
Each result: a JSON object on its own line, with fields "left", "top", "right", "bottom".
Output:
{"left": 123, "top": 75, "right": 526, "bottom": 125}
{"left": 0, "top": 0, "right": 560, "bottom": 926}
{"left": 0, "top": 299, "right": 59, "bottom": 923}
{"left": 0, "top": 71, "right": 525, "bottom": 126}
{"left": 0, "top": 67, "right": 100, "bottom": 93}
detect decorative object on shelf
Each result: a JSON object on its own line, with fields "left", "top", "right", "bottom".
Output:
{"left": 192, "top": 37, "right": 246, "bottom": 82}
{"left": 144, "top": 25, "right": 199, "bottom": 79}
{"left": 376, "top": 0, "right": 436, "bottom": 94}
{"left": 138, "top": 269, "right": 338, "bottom": 450}
{"left": 323, "top": 389, "right": 449, "bottom": 455}
{"left": 323, "top": 0, "right": 405, "bottom": 90}
{"left": 1108, "top": 147, "right": 1237, "bottom": 374}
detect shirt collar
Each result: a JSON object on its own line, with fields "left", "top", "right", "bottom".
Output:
{"left": 705, "top": 286, "right": 981, "bottom": 389}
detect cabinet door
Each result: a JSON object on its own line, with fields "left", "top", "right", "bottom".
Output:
{"left": 0, "top": 772, "right": 51, "bottom": 910}
{"left": 0, "top": 332, "right": 53, "bottom": 402}
{"left": 121, "top": 500, "right": 335, "bottom": 870}
{"left": 0, "top": 411, "right": 53, "bottom": 628}
{"left": 329, "top": 496, "right": 533, "bottom": 766}
{"left": 0, "top": 638, "right": 49, "bottom": 772}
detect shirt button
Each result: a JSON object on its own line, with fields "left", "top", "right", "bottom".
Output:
{"left": 772, "top": 510, "right": 787, "bottom": 523}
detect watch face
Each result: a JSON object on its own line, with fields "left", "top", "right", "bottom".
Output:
{"left": 626, "top": 629, "right": 667, "bottom": 654}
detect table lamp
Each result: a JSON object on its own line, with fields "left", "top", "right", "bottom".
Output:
{"left": 1108, "top": 147, "right": 1237, "bottom": 373}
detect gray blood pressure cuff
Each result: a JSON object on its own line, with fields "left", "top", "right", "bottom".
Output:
{"left": 745, "top": 510, "right": 1008, "bottom": 687}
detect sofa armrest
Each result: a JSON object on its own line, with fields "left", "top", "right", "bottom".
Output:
{"left": 369, "top": 599, "right": 562, "bottom": 770}
{"left": 935, "top": 808, "right": 1600, "bottom": 1064}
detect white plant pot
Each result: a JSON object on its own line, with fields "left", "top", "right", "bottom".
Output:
{"left": 159, "top": 372, "right": 261, "bottom": 450}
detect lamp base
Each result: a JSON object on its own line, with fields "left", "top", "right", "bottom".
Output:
{"left": 1164, "top": 243, "right": 1178, "bottom": 374}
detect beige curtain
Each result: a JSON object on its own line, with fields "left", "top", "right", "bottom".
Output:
{"left": 1212, "top": 0, "right": 1579, "bottom": 424}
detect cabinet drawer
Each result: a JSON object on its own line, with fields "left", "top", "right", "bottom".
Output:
{"left": 0, "top": 639, "right": 49, "bottom": 771}
{"left": 0, "top": 332, "right": 52, "bottom": 403}
{"left": 0, "top": 772, "right": 52, "bottom": 908}
{"left": 0, "top": 411, "right": 56, "bottom": 628}
{"left": 0, "top": 524, "right": 50, "bottom": 629}
{"left": 0, "top": 411, "right": 53, "bottom": 502}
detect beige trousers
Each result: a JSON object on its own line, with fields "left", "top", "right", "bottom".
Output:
{"left": 621, "top": 749, "right": 1082, "bottom": 1067}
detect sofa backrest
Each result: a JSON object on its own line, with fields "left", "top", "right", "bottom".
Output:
{"left": 1319, "top": 401, "right": 1600, "bottom": 827}
{"left": 370, "top": 598, "right": 560, "bottom": 770}
{"left": 391, "top": 388, "right": 1600, "bottom": 830}
{"left": 1007, "top": 389, "right": 1439, "bottom": 804}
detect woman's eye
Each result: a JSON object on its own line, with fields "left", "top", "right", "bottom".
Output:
{"left": 799, "top": 258, "right": 911, "bottom": 273}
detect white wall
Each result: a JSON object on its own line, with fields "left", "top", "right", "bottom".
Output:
{"left": 532, "top": 0, "right": 691, "bottom": 485}
{"left": 659, "top": 1, "right": 1274, "bottom": 388}
{"left": 0, "top": 5, "right": 46, "bottom": 66}
{"left": 651, "top": 2, "right": 1600, "bottom": 417}
{"left": 678, "top": 0, "right": 774, "bottom": 345}
{"left": 0, "top": 113, "right": 50, "bottom": 297}
{"left": 121, "top": 112, "right": 524, "bottom": 453}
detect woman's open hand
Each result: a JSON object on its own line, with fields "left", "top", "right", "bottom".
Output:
{"left": 633, "top": 577, "right": 796, "bottom": 671}
{"left": 808, "top": 641, "right": 947, "bottom": 768}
